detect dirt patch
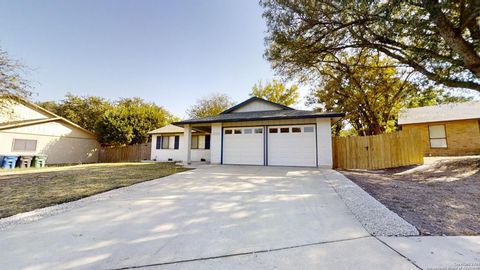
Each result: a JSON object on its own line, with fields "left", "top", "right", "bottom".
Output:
{"left": 340, "top": 156, "right": 480, "bottom": 236}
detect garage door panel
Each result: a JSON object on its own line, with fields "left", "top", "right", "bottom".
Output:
{"left": 268, "top": 125, "right": 317, "bottom": 167}
{"left": 223, "top": 127, "right": 264, "bottom": 165}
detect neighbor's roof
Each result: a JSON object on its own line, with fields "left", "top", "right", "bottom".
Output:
{"left": 0, "top": 95, "right": 96, "bottom": 137}
{"left": 398, "top": 101, "right": 480, "bottom": 125}
{"left": 173, "top": 110, "right": 344, "bottom": 125}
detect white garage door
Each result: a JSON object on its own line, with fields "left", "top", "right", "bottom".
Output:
{"left": 267, "top": 125, "right": 317, "bottom": 167}
{"left": 223, "top": 127, "right": 264, "bottom": 165}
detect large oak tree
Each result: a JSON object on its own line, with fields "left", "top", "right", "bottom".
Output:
{"left": 261, "top": 0, "right": 480, "bottom": 91}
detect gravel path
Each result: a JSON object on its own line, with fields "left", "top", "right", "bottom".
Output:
{"left": 322, "top": 170, "right": 419, "bottom": 236}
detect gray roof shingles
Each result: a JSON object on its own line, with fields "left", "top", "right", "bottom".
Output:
{"left": 174, "top": 110, "right": 344, "bottom": 125}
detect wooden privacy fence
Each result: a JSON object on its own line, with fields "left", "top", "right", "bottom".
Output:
{"left": 99, "top": 143, "right": 151, "bottom": 163}
{"left": 333, "top": 130, "right": 424, "bottom": 170}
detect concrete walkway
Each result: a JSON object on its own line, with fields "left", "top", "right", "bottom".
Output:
{"left": 0, "top": 166, "right": 477, "bottom": 269}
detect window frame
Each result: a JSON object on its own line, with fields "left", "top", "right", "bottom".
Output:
{"left": 225, "top": 129, "right": 233, "bottom": 135}
{"left": 12, "top": 139, "right": 38, "bottom": 152}
{"left": 254, "top": 128, "right": 263, "bottom": 134}
{"left": 269, "top": 128, "right": 278, "bottom": 133}
{"left": 191, "top": 135, "right": 199, "bottom": 149}
{"left": 161, "top": 136, "right": 170, "bottom": 149}
{"left": 280, "top": 127, "right": 290, "bottom": 133}
{"left": 428, "top": 124, "right": 448, "bottom": 149}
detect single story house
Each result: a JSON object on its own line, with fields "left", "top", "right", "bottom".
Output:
{"left": 0, "top": 96, "right": 100, "bottom": 164}
{"left": 150, "top": 97, "right": 344, "bottom": 168}
{"left": 398, "top": 102, "right": 480, "bottom": 156}
{"left": 149, "top": 124, "right": 211, "bottom": 162}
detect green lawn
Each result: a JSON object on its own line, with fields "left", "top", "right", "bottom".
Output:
{"left": 0, "top": 162, "right": 189, "bottom": 218}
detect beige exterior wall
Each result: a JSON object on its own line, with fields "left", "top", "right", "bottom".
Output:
{"left": 231, "top": 100, "right": 281, "bottom": 113}
{"left": 401, "top": 119, "right": 480, "bottom": 156}
{"left": 0, "top": 121, "right": 99, "bottom": 164}
{"left": 0, "top": 100, "right": 50, "bottom": 123}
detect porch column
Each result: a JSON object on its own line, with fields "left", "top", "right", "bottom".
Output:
{"left": 183, "top": 124, "right": 192, "bottom": 164}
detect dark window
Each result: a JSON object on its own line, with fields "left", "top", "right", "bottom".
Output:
{"left": 269, "top": 128, "right": 278, "bottom": 133}
{"left": 225, "top": 129, "right": 232, "bottom": 134}
{"left": 156, "top": 136, "right": 162, "bottom": 149}
{"left": 174, "top": 136, "right": 180, "bottom": 149}
{"left": 191, "top": 135, "right": 199, "bottom": 149}
{"left": 292, "top": 127, "right": 301, "bottom": 133}
{"left": 234, "top": 129, "right": 242, "bottom": 134}
{"left": 280, "top": 128, "right": 289, "bottom": 133}
{"left": 205, "top": 135, "right": 211, "bottom": 149}
{"left": 162, "top": 136, "right": 170, "bottom": 149}
{"left": 12, "top": 139, "right": 37, "bottom": 152}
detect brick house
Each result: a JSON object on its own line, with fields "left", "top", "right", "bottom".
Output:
{"left": 398, "top": 102, "right": 480, "bottom": 156}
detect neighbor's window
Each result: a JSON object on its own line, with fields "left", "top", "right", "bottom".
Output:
{"left": 428, "top": 125, "right": 447, "bottom": 148}
{"left": 254, "top": 128, "right": 263, "bottom": 134}
{"left": 191, "top": 135, "right": 199, "bottom": 149}
{"left": 269, "top": 128, "right": 278, "bottom": 133}
{"left": 225, "top": 129, "right": 232, "bottom": 135}
{"left": 304, "top": 126, "right": 314, "bottom": 133}
{"left": 162, "top": 136, "right": 170, "bottom": 149}
{"left": 12, "top": 139, "right": 37, "bottom": 152}
{"left": 292, "top": 127, "right": 301, "bottom": 133}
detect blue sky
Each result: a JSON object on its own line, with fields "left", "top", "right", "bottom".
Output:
{"left": 0, "top": 0, "right": 303, "bottom": 117}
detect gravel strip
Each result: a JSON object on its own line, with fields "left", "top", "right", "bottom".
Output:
{"left": 322, "top": 170, "right": 419, "bottom": 236}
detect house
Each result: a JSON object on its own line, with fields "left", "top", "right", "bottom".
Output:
{"left": 149, "top": 124, "right": 211, "bottom": 162}
{"left": 150, "top": 97, "right": 344, "bottom": 167}
{"left": 0, "top": 96, "right": 100, "bottom": 164}
{"left": 398, "top": 102, "right": 480, "bottom": 156}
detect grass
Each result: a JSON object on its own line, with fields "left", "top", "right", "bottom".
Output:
{"left": 0, "top": 162, "right": 189, "bottom": 218}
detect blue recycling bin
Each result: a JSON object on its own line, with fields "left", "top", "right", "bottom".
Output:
{"left": 1, "top": 155, "right": 19, "bottom": 169}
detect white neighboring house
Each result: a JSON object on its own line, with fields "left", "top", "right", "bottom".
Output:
{"left": 149, "top": 124, "right": 211, "bottom": 162}
{"left": 150, "top": 97, "right": 344, "bottom": 168}
{"left": 0, "top": 96, "right": 100, "bottom": 164}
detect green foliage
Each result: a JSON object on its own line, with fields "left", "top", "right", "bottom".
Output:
{"left": 250, "top": 80, "right": 300, "bottom": 106}
{"left": 407, "top": 88, "right": 474, "bottom": 108}
{"left": 37, "top": 93, "right": 112, "bottom": 132}
{"left": 186, "top": 93, "right": 235, "bottom": 118}
{"left": 307, "top": 51, "right": 419, "bottom": 135}
{"left": 95, "top": 98, "right": 176, "bottom": 146}
{"left": 0, "top": 47, "right": 31, "bottom": 102}
{"left": 261, "top": 0, "right": 480, "bottom": 92}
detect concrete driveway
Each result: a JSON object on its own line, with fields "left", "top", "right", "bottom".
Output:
{"left": 0, "top": 166, "right": 417, "bottom": 270}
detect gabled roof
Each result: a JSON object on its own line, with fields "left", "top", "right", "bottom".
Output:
{"left": 148, "top": 124, "right": 185, "bottom": 134}
{"left": 174, "top": 109, "right": 344, "bottom": 126}
{"left": 0, "top": 95, "right": 96, "bottom": 137}
{"left": 220, "top": 97, "right": 294, "bottom": 114}
{"left": 148, "top": 124, "right": 207, "bottom": 134}
{"left": 398, "top": 101, "right": 480, "bottom": 125}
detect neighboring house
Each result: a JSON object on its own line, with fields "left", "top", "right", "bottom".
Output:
{"left": 398, "top": 102, "right": 480, "bottom": 156}
{"left": 0, "top": 96, "right": 100, "bottom": 164}
{"left": 149, "top": 124, "right": 211, "bottom": 162}
{"left": 150, "top": 97, "right": 344, "bottom": 167}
